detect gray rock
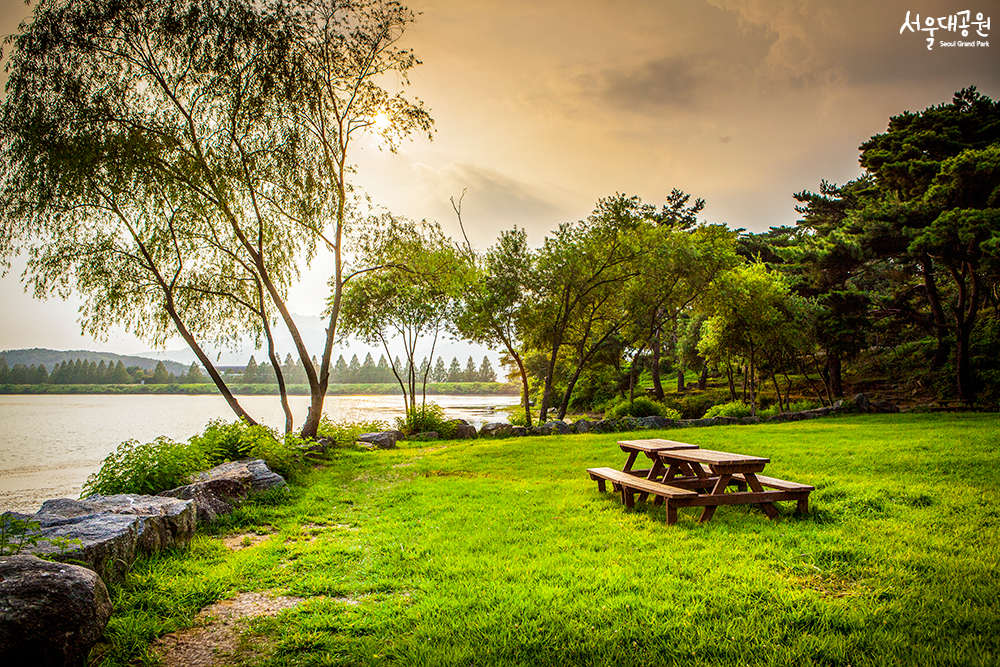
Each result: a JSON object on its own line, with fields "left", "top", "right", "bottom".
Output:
{"left": 510, "top": 426, "right": 528, "bottom": 437}
{"left": 0, "top": 555, "right": 112, "bottom": 667}
{"left": 159, "top": 477, "right": 249, "bottom": 524}
{"left": 641, "top": 415, "right": 675, "bottom": 429}
{"left": 710, "top": 416, "right": 739, "bottom": 425}
{"left": 357, "top": 431, "right": 399, "bottom": 450}
{"left": 738, "top": 416, "right": 762, "bottom": 425}
{"left": 872, "top": 400, "right": 900, "bottom": 414}
{"left": 479, "top": 422, "right": 515, "bottom": 438}
{"left": 413, "top": 431, "right": 440, "bottom": 441}
{"left": 544, "top": 420, "right": 572, "bottom": 435}
{"left": 591, "top": 419, "right": 617, "bottom": 433}
{"left": 453, "top": 423, "right": 478, "bottom": 439}
{"left": 617, "top": 416, "right": 650, "bottom": 431}
{"left": 530, "top": 423, "right": 554, "bottom": 436}
{"left": 18, "top": 495, "right": 196, "bottom": 584}
{"left": 573, "top": 419, "right": 592, "bottom": 434}
{"left": 852, "top": 393, "right": 872, "bottom": 413}
{"left": 193, "top": 458, "right": 287, "bottom": 492}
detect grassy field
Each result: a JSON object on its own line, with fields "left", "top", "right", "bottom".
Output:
{"left": 92, "top": 413, "right": 1000, "bottom": 666}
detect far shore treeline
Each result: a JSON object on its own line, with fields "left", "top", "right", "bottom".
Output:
{"left": 0, "top": 352, "right": 502, "bottom": 392}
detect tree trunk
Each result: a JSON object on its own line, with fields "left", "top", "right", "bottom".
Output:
{"left": 698, "top": 363, "right": 708, "bottom": 391}
{"left": 725, "top": 360, "right": 736, "bottom": 401}
{"left": 826, "top": 353, "right": 843, "bottom": 398}
{"left": 921, "top": 255, "right": 952, "bottom": 369}
{"left": 953, "top": 263, "right": 981, "bottom": 403}
{"left": 651, "top": 332, "right": 664, "bottom": 400}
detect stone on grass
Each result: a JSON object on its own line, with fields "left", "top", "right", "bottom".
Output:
{"left": 14, "top": 495, "right": 196, "bottom": 585}
{"left": 479, "top": 422, "right": 515, "bottom": 438}
{"left": 193, "top": 459, "right": 287, "bottom": 493}
{"left": 641, "top": 415, "right": 675, "bottom": 429}
{"left": 160, "top": 477, "right": 249, "bottom": 524}
{"left": 356, "top": 432, "right": 398, "bottom": 450}
{"left": 573, "top": 420, "right": 592, "bottom": 434}
{"left": 453, "top": 422, "right": 478, "bottom": 439}
{"left": 0, "top": 554, "right": 112, "bottom": 667}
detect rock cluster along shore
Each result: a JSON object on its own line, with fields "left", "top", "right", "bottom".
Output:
{"left": 358, "top": 393, "right": 899, "bottom": 448}
{"left": 1, "top": 457, "right": 288, "bottom": 666}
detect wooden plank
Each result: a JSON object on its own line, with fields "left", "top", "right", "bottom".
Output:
{"left": 668, "top": 489, "right": 810, "bottom": 508}
{"left": 618, "top": 439, "right": 699, "bottom": 453}
{"left": 731, "top": 473, "right": 814, "bottom": 492}
{"left": 586, "top": 467, "right": 697, "bottom": 498}
{"left": 743, "top": 472, "right": 779, "bottom": 519}
{"left": 656, "top": 448, "right": 770, "bottom": 466}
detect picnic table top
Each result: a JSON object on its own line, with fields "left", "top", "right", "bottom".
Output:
{"left": 655, "top": 448, "right": 770, "bottom": 466}
{"left": 617, "top": 439, "right": 699, "bottom": 453}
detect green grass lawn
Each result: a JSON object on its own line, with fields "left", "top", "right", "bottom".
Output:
{"left": 93, "top": 413, "right": 1000, "bottom": 666}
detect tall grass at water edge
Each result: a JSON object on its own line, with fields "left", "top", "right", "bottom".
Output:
{"left": 92, "top": 413, "right": 1000, "bottom": 666}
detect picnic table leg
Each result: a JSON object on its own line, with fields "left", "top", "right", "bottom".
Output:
{"left": 796, "top": 497, "right": 809, "bottom": 515}
{"left": 622, "top": 451, "right": 639, "bottom": 472}
{"left": 698, "top": 473, "right": 732, "bottom": 523}
{"left": 646, "top": 458, "right": 665, "bottom": 481}
{"left": 620, "top": 487, "right": 635, "bottom": 508}
{"left": 666, "top": 501, "right": 677, "bottom": 525}
{"left": 743, "top": 472, "right": 780, "bottom": 519}
{"left": 596, "top": 478, "right": 606, "bottom": 493}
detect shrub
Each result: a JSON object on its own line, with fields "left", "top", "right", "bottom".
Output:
{"left": 82, "top": 436, "right": 207, "bottom": 496}
{"left": 604, "top": 396, "right": 680, "bottom": 421}
{"left": 703, "top": 401, "right": 753, "bottom": 419}
{"left": 188, "top": 419, "right": 309, "bottom": 479}
{"left": 396, "top": 402, "right": 457, "bottom": 438}
{"left": 316, "top": 415, "right": 389, "bottom": 447}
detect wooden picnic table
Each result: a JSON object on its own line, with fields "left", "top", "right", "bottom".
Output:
{"left": 618, "top": 439, "right": 699, "bottom": 479}
{"left": 588, "top": 442, "right": 813, "bottom": 525}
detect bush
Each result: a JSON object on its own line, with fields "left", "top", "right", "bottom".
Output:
{"left": 604, "top": 396, "right": 680, "bottom": 421}
{"left": 188, "top": 419, "right": 309, "bottom": 479}
{"left": 82, "top": 437, "right": 207, "bottom": 496}
{"left": 703, "top": 401, "right": 753, "bottom": 419}
{"left": 316, "top": 415, "right": 389, "bottom": 446}
{"left": 396, "top": 402, "right": 457, "bottom": 438}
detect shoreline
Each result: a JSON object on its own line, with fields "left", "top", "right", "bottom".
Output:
{"left": 0, "top": 381, "right": 520, "bottom": 396}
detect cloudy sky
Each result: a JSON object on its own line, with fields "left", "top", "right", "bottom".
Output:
{"left": 0, "top": 0, "right": 997, "bottom": 363}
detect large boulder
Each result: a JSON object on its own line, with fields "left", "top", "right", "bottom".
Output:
{"left": 572, "top": 419, "right": 592, "bottom": 434}
{"left": 852, "top": 393, "right": 872, "bottom": 413}
{"left": 160, "top": 477, "right": 249, "bottom": 524}
{"left": 0, "top": 554, "right": 112, "bottom": 667}
{"left": 12, "top": 495, "right": 196, "bottom": 585}
{"left": 193, "top": 458, "right": 287, "bottom": 492}
{"left": 544, "top": 420, "right": 572, "bottom": 435}
{"left": 479, "top": 422, "right": 515, "bottom": 438}
{"left": 357, "top": 431, "right": 399, "bottom": 450}
{"left": 640, "top": 415, "right": 675, "bottom": 429}
{"left": 453, "top": 422, "right": 478, "bottom": 440}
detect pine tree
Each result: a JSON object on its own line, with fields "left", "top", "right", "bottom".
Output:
{"left": 243, "top": 355, "right": 259, "bottom": 383}
{"left": 333, "top": 355, "right": 348, "bottom": 383}
{"left": 0, "top": 357, "right": 9, "bottom": 383}
{"left": 110, "top": 361, "right": 132, "bottom": 384}
{"left": 96, "top": 359, "right": 109, "bottom": 383}
{"left": 447, "top": 357, "right": 462, "bottom": 382}
{"left": 151, "top": 361, "right": 171, "bottom": 384}
{"left": 186, "top": 362, "right": 205, "bottom": 383}
{"left": 478, "top": 356, "right": 497, "bottom": 382}
{"left": 360, "top": 352, "right": 376, "bottom": 383}
{"left": 347, "top": 354, "right": 362, "bottom": 384}
{"left": 464, "top": 356, "right": 477, "bottom": 382}
{"left": 33, "top": 364, "right": 49, "bottom": 384}
{"left": 433, "top": 356, "right": 447, "bottom": 383}
{"left": 376, "top": 354, "right": 392, "bottom": 383}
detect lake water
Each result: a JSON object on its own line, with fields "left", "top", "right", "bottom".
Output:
{"left": 0, "top": 393, "right": 518, "bottom": 513}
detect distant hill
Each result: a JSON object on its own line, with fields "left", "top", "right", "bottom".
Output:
{"left": 0, "top": 348, "right": 190, "bottom": 376}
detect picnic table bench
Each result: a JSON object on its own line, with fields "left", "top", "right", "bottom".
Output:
{"left": 588, "top": 440, "right": 813, "bottom": 525}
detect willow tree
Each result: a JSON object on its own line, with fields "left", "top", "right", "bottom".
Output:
{"left": 0, "top": 0, "right": 431, "bottom": 437}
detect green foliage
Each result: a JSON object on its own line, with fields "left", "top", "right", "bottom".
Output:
{"left": 188, "top": 419, "right": 307, "bottom": 480}
{"left": 703, "top": 400, "right": 753, "bottom": 419}
{"left": 315, "top": 415, "right": 390, "bottom": 447}
{"left": 82, "top": 437, "right": 208, "bottom": 497}
{"left": 0, "top": 514, "right": 43, "bottom": 556}
{"left": 603, "top": 396, "right": 680, "bottom": 420}
{"left": 396, "top": 402, "right": 458, "bottom": 438}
